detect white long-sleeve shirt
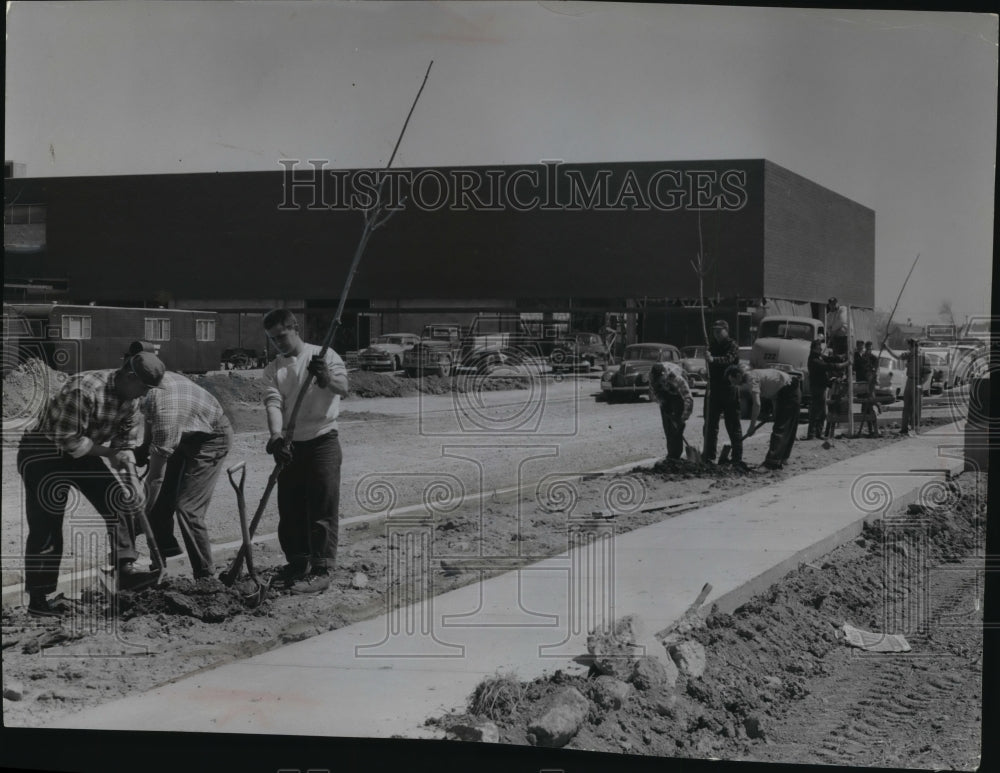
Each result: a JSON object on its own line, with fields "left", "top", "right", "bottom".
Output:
{"left": 262, "top": 344, "right": 348, "bottom": 442}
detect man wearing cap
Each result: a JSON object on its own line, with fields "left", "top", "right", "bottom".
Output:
{"left": 16, "top": 351, "right": 165, "bottom": 618}
{"left": 702, "top": 319, "right": 743, "bottom": 466}
{"left": 727, "top": 365, "right": 802, "bottom": 470}
{"left": 825, "top": 297, "right": 849, "bottom": 357}
{"left": 138, "top": 365, "right": 233, "bottom": 580}
{"left": 649, "top": 361, "right": 694, "bottom": 461}
{"left": 261, "top": 308, "right": 349, "bottom": 595}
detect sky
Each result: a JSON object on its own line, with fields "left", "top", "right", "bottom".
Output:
{"left": 5, "top": 1, "right": 997, "bottom": 326}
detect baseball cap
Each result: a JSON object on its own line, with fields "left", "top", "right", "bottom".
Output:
{"left": 712, "top": 319, "right": 729, "bottom": 331}
{"left": 127, "top": 352, "right": 166, "bottom": 388}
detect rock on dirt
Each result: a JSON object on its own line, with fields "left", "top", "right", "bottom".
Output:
{"left": 527, "top": 686, "right": 590, "bottom": 748}
{"left": 589, "top": 676, "right": 632, "bottom": 710}
{"left": 631, "top": 655, "right": 669, "bottom": 692}
{"left": 668, "top": 639, "right": 707, "bottom": 678}
{"left": 3, "top": 681, "right": 26, "bottom": 701}
{"left": 445, "top": 717, "right": 500, "bottom": 743}
{"left": 586, "top": 614, "right": 644, "bottom": 679}
{"left": 350, "top": 572, "right": 369, "bottom": 589}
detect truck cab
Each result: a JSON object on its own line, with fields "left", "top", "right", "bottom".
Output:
{"left": 749, "top": 315, "right": 826, "bottom": 397}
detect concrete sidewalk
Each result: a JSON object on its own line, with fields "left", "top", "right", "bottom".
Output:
{"left": 43, "top": 422, "right": 967, "bottom": 737}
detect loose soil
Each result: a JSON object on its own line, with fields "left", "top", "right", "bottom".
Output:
{"left": 431, "top": 473, "right": 986, "bottom": 769}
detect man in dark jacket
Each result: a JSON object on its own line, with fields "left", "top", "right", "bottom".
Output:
{"left": 805, "top": 340, "right": 847, "bottom": 439}
{"left": 702, "top": 320, "right": 742, "bottom": 464}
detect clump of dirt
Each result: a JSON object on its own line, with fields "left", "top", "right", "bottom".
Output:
{"left": 640, "top": 458, "right": 753, "bottom": 480}
{"left": 2, "top": 359, "right": 68, "bottom": 421}
{"left": 430, "top": 472, "right": 986, "bottom": 762}
{"left": 190, "top": 372, "right": 269, "bottom": 405}
{"left": 348, "top": 370, "right": 418, "bottom": 398}
{"left": 117, "top": 575, "right": 264, "bottom": 623}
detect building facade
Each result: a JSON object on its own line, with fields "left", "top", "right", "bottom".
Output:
{"left": 4, "top": 159, "right": 875, "bottom": 356}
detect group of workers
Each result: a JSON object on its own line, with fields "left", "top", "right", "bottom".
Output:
{"left": 649, "top": 297, "right": 930, "bottom": 470}
{"left": 649, "top": 319, "right": 801, "bottom": 471}
{"left": 17, "top": 309, "right": 346, "bottom": 619}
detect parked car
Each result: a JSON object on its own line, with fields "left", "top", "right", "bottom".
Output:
{"left": 600, "top": 342, "right": 682, "bottom": 402}
{"left": 875, "top": 352, "right": 907, "bottom": 400}
{"left": 922, "top": 348, "right": 952, "bottom": 393}
{"left": 221, "top": 347, "right": 266, "bottom": 370}
{"left": 549, "top": 331, "right": 610, "bottom": 373}
{"left": 749, "top": 315, "right": 825, "bottom": 402}
{"left": 678, "top": 345, "right": 708, "bottom": 389}
{"left": 358, "top": 333, "right": 420, "bottom": 372}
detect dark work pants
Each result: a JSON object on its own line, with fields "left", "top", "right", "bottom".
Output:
{"left": 766, "top": 383, "right": 801, "bottom": 465}
{"left": 17, "top": 434, "right": 138, "bottom": 597}
{"left": 657, "top": 395, "right": 686, "bottom": 460}
{"left": 703, "top": 384, "right": 742, "bottom": 463}
{"left": 807, "top": 387, "right": 827, "bottom": 438}
{"left": 277, "top": 430, "right": 342, "bottom": 571}
{"left": 901, "top": 382, "right": 915, "bottom": 433}
{"left": 148, "top": 420, "right": 232, "bottom": 578}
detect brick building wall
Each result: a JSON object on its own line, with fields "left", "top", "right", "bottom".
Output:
{"left": 762, "top": 160, "right": 875, "bottom": 308}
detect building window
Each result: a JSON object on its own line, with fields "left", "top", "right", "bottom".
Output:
{"left": 61, "top": 315, "right": 92, "bottom": 340}
{"left": 3, "top": 204, "right": 47, "bottom": 225}
{"left": 145, "top": 318, "right": 171, "bottom": 341}
{"left": 195, "top": 319, "right": 216, "bottom": 342}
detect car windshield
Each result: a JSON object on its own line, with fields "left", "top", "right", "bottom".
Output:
{"left": 758, "top": 320, "right": 817, "bottom": 341}
{"left": 576, "top": 333, "right": 600, "bottom": 345}
{"left": 426, "top": 327, "right": 456, "bottom": 340}
{"left": 924, "top": 352, "right": 947, "bottom": 365}
{"left": 625, "top": 345, "right": 668, "bottom": 361}
{"left": 878, "top": 356, "right": 895, "bottom": 368}
{"left": 682, "top": 346, "right": 707, "bottom": 358}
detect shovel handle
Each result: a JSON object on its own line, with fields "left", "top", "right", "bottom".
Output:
{"left": 227, "top": 461, "right": 246, "bottom": 493}
{"left": 124, "top": 462, "right": 164, "bottom": 575}
{"left": 220, "top": 462, "right": 281, "bottom": 585}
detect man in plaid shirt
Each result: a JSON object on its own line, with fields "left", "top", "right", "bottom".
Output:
{"left": 649, "top": 361, "right": 694, "bottom": 461}
{"left": 16, "top": 352, "right": 166, "bottom": 618}
{"left": 139, "top": 370, "right": 233, "bottom": 579}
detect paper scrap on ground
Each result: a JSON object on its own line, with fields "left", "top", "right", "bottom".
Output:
{"left": 841, "top": 623, "right": 911, "bottom": 652}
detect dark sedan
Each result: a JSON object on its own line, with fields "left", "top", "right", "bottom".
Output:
{"left": 599, "top": 342, "right": 682, "bottom": 401}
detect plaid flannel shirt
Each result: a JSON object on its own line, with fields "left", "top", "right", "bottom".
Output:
{"left": 650, "top": 362, "right": 694, "bottom": 422}
{"left": 142, "top": 372, "right": 226, "bottom": 459}
{"left": 37, "top": 370, "right": 142, "bottom": 458}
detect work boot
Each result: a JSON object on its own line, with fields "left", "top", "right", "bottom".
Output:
{"left": 289, "top": 568, "right": 330, "bottom": 596}
{"left": 273, "top": 562, "right": 310, "bottom": 589}
{"left": 117, "top": 561, "right": 158, "bottom": 591}
{"left": 27, "top": 594, "right": 62, "bottom": 620}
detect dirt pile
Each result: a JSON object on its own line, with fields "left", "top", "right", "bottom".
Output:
{"left": 431, "top": 472, "right": 986, "bottom": 763}
{"left": 190, "top": 372, "right": 269, "bottom": 405}
{"left": 2, "top": 359, "right": 68, "bottom": 421}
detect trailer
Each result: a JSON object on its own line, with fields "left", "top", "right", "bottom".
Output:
{"left": 3, "top": 303, "right": 223, "bottom": 374}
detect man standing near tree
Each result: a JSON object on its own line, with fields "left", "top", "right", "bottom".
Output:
{"left": 261, "top": 309, "right": 349, "bottom": 594}
{"left": 702, "top": 320, "right": 743, "bottom": 466}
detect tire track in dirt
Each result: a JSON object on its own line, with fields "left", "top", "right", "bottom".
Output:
{"left": 761, "top": 556, "right": 982, "bottom": 768}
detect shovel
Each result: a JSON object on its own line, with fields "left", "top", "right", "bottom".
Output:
{"left": 98, "top": 461, "right": 163, "bottom": 598}
{"left": 667, "top": 417, "right": 702, "bottom": 464}
{"left": 719, "top": 420, "right": 768, "bottom": 463}
{"left": 227, "top": 461, "right": 267, "bottom": 608}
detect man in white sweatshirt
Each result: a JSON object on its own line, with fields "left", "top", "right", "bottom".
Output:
{"left": 261, "top": 309, "right": 349, "bottom": 594}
